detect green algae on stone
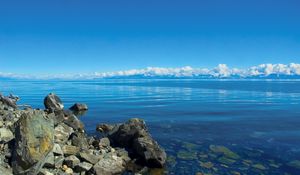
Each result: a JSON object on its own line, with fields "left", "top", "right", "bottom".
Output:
{"left": 209, "top": 145, "right": 240, "bottom": 159}
{"left": 252, "top": 164, "right": 267, "bottom": 170}
{"left": 287, "top": 160, "right": 300, "bottom": 169}
{"left": 199, "top": 161, "right": 214, "bottom": 169}
{"left": 177, "top": 150, "right": 197, "bottom": 160}
{"left": 217, "top": 156, "right": 236, "bottom": 165}
{"left": 182, "top": 142, "right": 199, "bottom": 151}
{"left": 166, "top": 155, "right": 177, "bottom": 166}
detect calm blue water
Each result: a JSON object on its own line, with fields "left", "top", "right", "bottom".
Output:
{"left": 1, "top": 79, "right": 300, "bottom": 174}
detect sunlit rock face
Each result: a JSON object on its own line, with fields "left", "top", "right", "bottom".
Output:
{"left": 12, "top": 110, "right": 54, "bottom": 175}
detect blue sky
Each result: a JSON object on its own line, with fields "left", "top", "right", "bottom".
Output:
{"left": 0, "top": 0, "right": 300, "bottom": 74}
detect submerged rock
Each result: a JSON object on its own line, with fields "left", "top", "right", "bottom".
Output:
{"left": 287, "top": 160, "right": 300, "bottom": 169}
{"left": 44, "top": 93, "right": 64, "bottom": 112}
{"left": 12, "top": 110, "right": 54, "bottom": 175}
{"left": 209, "top": 145, "right": 240, "bottom": 159}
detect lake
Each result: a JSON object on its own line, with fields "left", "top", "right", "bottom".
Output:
{"left": 1, "top": 79, "right": 300, "bottom": 175}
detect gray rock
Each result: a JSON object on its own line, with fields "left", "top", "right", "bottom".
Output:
{"left": 92, "top": 152, "right": 126, "bottom": 175}
{"left": 0, "top": 128, "right": 14, "bottom": 143}
{"left": 62, "top": 145, "right": 80, "bottom": 156}
{"left": 0, "top": 120, "right": 3, "bottom": 128}
{"left": 44, "top": 93, "right": 64, "bottom": 112}
{"left": 70, "top": 103, "right": 88, "bottom": 111}
{"left": 99, "top": 137, "right": 110, "bottom": 148}
{"left": 12, "top": 110, "right": 54, "bottom": 175}
{"left": 78, "top": 151, "right": 100, "bottom": 165}
{"left": 74, "top": 162, "right": 93, "bottom": 172}
{"left": 96, "top": 124, "right": 115, "bottom": 133}
{"left": 0, "top": 94, "right": 18, "bottom": 110}
{"left": 0, "top": 165, "right": 13, "bottom": 175}
{"left": 53, "top": 143, "right": 63, "bottom": 156}
{"left": 64, "top": 155, "right": 80, "bottom": 168}
{"left": 54, "top": 155, "right": 64, "bottom": 169}
{"left": 43, "top": 153, "right": 55, "bottom": 168}
{"left": 54, "top": 123, "right": 74, "bottom": 144}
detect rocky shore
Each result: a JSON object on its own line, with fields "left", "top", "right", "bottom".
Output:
{"left": 0, "top": 93, "right": 166, "bottom": 175}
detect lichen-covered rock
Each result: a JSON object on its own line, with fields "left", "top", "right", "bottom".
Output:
{"left": 44, "top": 93, "right": 64, "bottom": 112}
{"left": 12, "top": 110, "right": 54, "bottom": 175}
{"left": 74, "top": 162, "right": 93, "bottom": 172}
{"left": 64, "top": 155, "right": 80, "bottom": 168}
{"left": 62, "top": 145, "right": 80, "bottom": 156}
{"left": 54, "top": 123, "right": 74, "bottom": 144}
{"left": 78, "top": 150, "right": 100, "bottom": 165}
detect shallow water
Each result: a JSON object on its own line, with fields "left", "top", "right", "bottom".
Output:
{"left": 1, "top": 79, "right": 300, "bottom": 175}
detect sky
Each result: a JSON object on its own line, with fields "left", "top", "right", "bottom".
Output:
{"left": 0, "top": 0, "right": 300, "bottom": 75}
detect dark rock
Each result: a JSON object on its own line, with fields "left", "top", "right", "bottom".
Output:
{"left": 70, "top": 103, "right": 88, "bottom": 111}
{"left": 64, "top": 155, "right": 80, "bottom": 168}
{"left": 96, "top": 124, "right": 115, "bottom": 133}
{"left": 63, "top": 113, "right": 85, "bottom": 132}
{"left": 44, "top": 93, "right": 64, "bottom": 112}
{"left": 133, "top": 137, "right": 167, "bottom": 168}
{"left": 108, "top": 118, "right": 166, "bottom": 168}
{"left": 12, "top": 110, "right": 54, "bottom": 175}
{"left": 74, "top": 162, "right": 93, "bottom": 172}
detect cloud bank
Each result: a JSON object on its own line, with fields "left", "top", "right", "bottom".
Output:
{"left": 1, "top": 63, "right": 300, "bottom": 80}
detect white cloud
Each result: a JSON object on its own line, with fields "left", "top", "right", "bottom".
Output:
{"left": 1, "top": 63, "right": 300, "bottom": 80}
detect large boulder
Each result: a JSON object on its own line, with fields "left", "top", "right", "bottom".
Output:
{"left": 44, "top": 93, "right": 64, "bottom": 112}
{"left": 108, "top": 118, "right": 166, "bottom": 168}
{"left": 12, "top": 110, "right": 54, "bottom": 175}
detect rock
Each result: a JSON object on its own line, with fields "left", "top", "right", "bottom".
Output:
{"left": 177, "top": 150, "right": 197, "bottom": 160}
{"left": 62, "top": 145, "right": 80, "bottom": 156}
{"left": 63, "top": 113, "right": 85, "bottom": 131}
{"left": 44, "top": 93, "right": 64, "bottom": 112}
{"left": 12, "top": 110, "right": 54, "bottom": 175}
{"left": 54, "top": 123, "right": 74, "bottom": 144}
{"left": 70, "top": 131, "right": 89, "bottom": 149}
{"left": 78, "top": 151, "right": 100, "bottom": 165}
{"left": 0, "top": 94, "right": 18, "bottom": 110}
{"left": 99, "top": 137, "right": 110, "bottom": 148}
{"left": 252, "top": 163, "right": 267, "bottom": 170}
{"left": 64, "top": 167, "right": 73, "bottom": 174}
{"left": 54, "top": 156, "right": 64, "bottom": 169}
{"left": 96, "top": 124, "right": 115, "bottom": 133}
{"left": 74, "top": 162, "right": 93, "bottom": 172}
{"left": 38, "top": 169, "right": 54, "bottom": 175}
{"left": 108, "top": 118, "right": 166, "bottom": 168}
{"left": 133, "top": 137, "right": 167, "bottom": 168}
{"left": 64, "top": 155, "right": 80, "bottom": 168}
{"left": 92, "top": 152, "right": 126, "bottom": 175}
{"left": 0, "top": 120, "right": 3, "bottom": 128}
{"left": 0, "top": 165, "right": 13, "bottom": 175}
{"left": 70, "top": 103, "right": 88, "bottom": 111}
{"left": 43, "top": 153, "right": 55, "bottom": 168}
{"left": 52, "top": 144, "right": 63, "bottom": 156}
{"left": 0, "top": 128, "right": 14, "bottom": 143}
